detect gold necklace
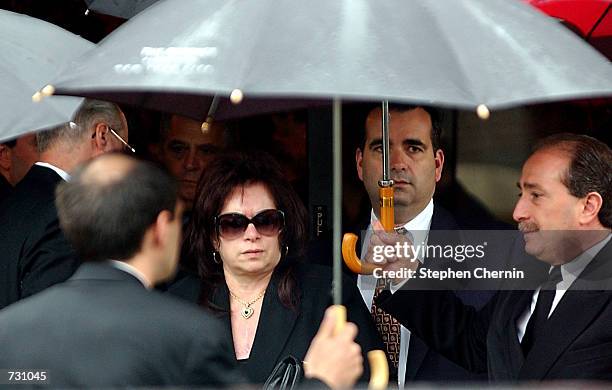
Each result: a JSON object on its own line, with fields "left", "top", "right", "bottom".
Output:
{"left": 229, "top": 288, "right": 266, "bottom": 319}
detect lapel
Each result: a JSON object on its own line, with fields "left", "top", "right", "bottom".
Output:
{"left": 499, "top": 290, "right": 532, "bottom": 379}
{"left": 219, "top": 270, "right": 299, "bottom": 376}
{"left": 404, "top": 206, "right": 457, "bottom": 380}
{"left": 518, "top": 241, "right": 612, "bottom": 379}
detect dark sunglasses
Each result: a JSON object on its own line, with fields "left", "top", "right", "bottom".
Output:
{"left": 215, "top": 209, "right": 285, "bottom": 239}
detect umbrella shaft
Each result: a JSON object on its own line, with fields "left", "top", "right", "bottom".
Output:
{"left": 381, "top": 101, "right": 391, "bottom": 181}
{"left": 332, "top": 98, "right": 342, "bottom": 306}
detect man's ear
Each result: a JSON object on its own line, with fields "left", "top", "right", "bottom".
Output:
{"left": 434, "top": 149, "right": 445, "bottom": 182}
{"left": 0, "top": 144, "right": 11, "bottom": 171}
{"left": 579, "top": 192, "right": 603, "bottom": 226}
{"left": 355, "top": 148, "right": 364, "bottom": 182}
{"left": 153, "top": 210, "right": 173, "bottom": 247}
{"left": 91, "top": 122, "right": 110, "bottom": 154}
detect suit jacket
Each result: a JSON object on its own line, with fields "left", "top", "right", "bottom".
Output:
{"left": 0, "top": 165, "right": 80, "bottom": 309}
{"left": 0, "top": 262, "right": 245, "bottom": 387}
{"left": 377, "top": 239, "right": 612, "bottom": 381}
{"left": 0, "top": 174, "right": 11, "bottom": 206}
{"left": 168, "top": 262, "right": 384, "bottom": 384}
{"left": 358, "top": 206, "right": 494, "bottom": 382}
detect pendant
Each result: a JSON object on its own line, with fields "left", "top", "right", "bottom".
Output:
{"left": 241, "top": 306, "right": 254, "bottom": 319}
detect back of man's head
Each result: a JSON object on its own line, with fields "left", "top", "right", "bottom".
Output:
{"left": 36, "top": 99, "right": 125, "bottom": 155}
{"left": 56, "top": 154, "right": 178, "bottom": 262}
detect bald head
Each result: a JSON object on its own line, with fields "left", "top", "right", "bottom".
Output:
{"left": 56, "top": 154, "right": 178, "bottom": 262}
{"left": 80, "top": 154, "right": 136, "bottom": 187}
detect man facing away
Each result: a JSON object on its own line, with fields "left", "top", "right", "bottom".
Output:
{"left": 0, "top": 99, "right": 130, "bottom": 309}
{"left": 0, "top": 154, "right": 365, "bottom": 389}
{"left": 376, "top": 133, "right": 612, "bottom": 381}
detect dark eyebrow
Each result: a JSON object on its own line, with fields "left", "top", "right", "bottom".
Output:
{"left": 368, "top": 137, "right": 428, "bottom": 149}
{"left": 517, "top": 182, "right": 544, "bottom": 191}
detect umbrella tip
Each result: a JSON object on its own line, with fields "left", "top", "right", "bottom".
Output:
{"left": 42, "top": 85, "right": 55, "bottom": 97}
{"left": 32, "top": 91, "right": 43, "bottom": 103}
{"left": 230, "top": 89, "right": 243, "bottom": 104}
{"left": 476, "top": 104, "right": 490, "bottom": 120}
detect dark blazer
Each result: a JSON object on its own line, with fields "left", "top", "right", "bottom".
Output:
{"left": 0, "top": 165, "right": 80, "bottom": 309}
{"left": 0, "top": 262, "right": 245, "bottom": 387}
{"left": 377, "top": 239, "right": 612, "bottom": 381}
{"left": 0, "top": 174, "right": 11, "bottom": 205}
{"left": 169, "top": 262, "right": 384, "bottom": 384}
{"left": 357, "top": 206, "right": 494, "bottom": 382}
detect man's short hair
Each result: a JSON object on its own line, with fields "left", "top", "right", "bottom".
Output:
{"left": 37, "top": 99, "right": 124, "bottom": 153}
{"left": 355, "top": 103, "right": 443, "bottom": 154}
{"left": 1, "top": 139, "right": 17, "bottom": 148}
{"left": 533, "top": 133, "right": 612, "bottom": 228}
{"left": 55, "top": 156, "right": 179, "bottom": 262}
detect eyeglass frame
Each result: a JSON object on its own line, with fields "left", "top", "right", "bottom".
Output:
{"left": 214, "top": 209, "right": 285, "bottom": 239}
{"left": 106, "top": 125, "right": 136, "bottom": 154}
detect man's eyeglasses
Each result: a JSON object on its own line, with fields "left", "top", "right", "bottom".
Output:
{"left": 107, "top": 126, "right": 136, "bottom": 154}
{"left": 215, "top": 209, "right": 285, "bottom": 239}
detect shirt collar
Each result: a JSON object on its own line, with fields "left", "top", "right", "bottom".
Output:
{"left": 369, "top": 198, "right": 434, "bottom": 260}
{"left": 108, "top": 260, "right": 152, "bottom": 289}
{"left": 35, "top": 162, "right": 71, "bottom": 181}
{"left": 558, "top": 233, "right": 612, "bottom": 287}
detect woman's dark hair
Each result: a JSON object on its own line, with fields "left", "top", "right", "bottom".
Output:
{"left": 182, "top": 151, "right": 308, "bottom": 311}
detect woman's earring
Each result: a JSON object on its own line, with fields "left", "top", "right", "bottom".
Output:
{"left": 284, "top": 246, "right": 289, "bottom": 257}
{"left": 212, "top": 251, "right": 221, "bottom": 264}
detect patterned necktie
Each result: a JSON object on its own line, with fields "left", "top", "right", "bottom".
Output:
{"left": 521, "top": 266, "right": 562, "bottom": 356}
{"left": 371, "top": 278, "right": 401, "bottom": 373}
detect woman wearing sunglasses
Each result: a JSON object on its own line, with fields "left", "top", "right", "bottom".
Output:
{"left": 173, "top": 151, "right": 382, "bottom": 384}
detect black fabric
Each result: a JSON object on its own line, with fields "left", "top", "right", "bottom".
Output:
{"left": 168, "top": 262, "right": 383, "bottom": 384}
{"left": 377, "top": 240, "right": 612, "bottom": 381}
{"left": 0, "top": 262, "right": 246, "bottom": 387}
{"left": 0, "top": 165, "right": 80, "bottom": 309}
{"left": 521, "top": 266, "right": 562, "bottom": 355}
{"left": 0, "top": 173, "right": 12, "bottom": 206}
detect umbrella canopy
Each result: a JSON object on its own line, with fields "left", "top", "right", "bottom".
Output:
{"left": 84, "top": 0, "right": 159, "bottom": 19}
{"left": 526, "top": 0, "right": 612, "bottom": 60}
{"left": 51, "top": 0, "right": 612, "bottom": 121}
{"left": 0, "top": 10, "right": 93, "bottom": 143}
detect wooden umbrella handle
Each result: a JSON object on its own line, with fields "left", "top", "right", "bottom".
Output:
{"left": 330, "top": 305, "right": 389, "bottom": 390}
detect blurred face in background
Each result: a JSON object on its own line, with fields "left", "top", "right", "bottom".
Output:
{"left": 156, "top": 115, "right": 224, "bottom": 210}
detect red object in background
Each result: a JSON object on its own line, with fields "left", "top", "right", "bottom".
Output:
{"left": 526, "top": 0, "right": 612, "bottom": 60}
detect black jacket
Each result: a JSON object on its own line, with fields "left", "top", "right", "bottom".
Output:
{"left": 169, "top": 262, "right": 384, "bottom": 384}
{"left": 377, "top": 239, "right": 612, "bottom": 381}
{"left": 0, "top": 262, "right": 245, "bottom": 387}
{"left": 0, "top": 165, "right": 80, "bottom": 309}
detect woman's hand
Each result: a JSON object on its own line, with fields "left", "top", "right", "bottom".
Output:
{"left": 303, "top": 306, "right": 363, "bottom": 389}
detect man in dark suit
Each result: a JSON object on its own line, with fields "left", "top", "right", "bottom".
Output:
{"left": 0, "top": 133, "right": 39, "bottom": 204}
{"left": 354, "top": 103, "right": 493, "bottom": 385}
{"left": 0, "top": 153, "right": 366, "bottom": 388}
{"left": 377, "top": 133, "right": 612, "bottom": 380}
{"left": 0, "top": 99, "right": 129, "bottom": 309}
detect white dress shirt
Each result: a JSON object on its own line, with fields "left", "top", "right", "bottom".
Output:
{"left": 35, "top": 162, "right": 71, "bottom": 181}
{"left": 357, "top": 199, "right": 434, "bottom": 388}
{"left": 108, "top": 260, "right": 152, "bottom": 290}
{"left": 516, "top": 233, "right": 612, "bottom": 342}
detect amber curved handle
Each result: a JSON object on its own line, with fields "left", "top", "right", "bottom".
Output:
{"left": 331, "top": 306, "right": 389, "bottom": 390}
{"left": 342, "top": 233, "right": 379, "bottom": 275}
{"left": 367, "top": 350, "right": 389, "bottom": 390}
{"left": 342, "top": 186, "right": 395, "bottom": 275}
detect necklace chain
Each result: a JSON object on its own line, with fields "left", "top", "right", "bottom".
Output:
{"left": 229, "top": 288, "right": 266, "bottom": 308}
